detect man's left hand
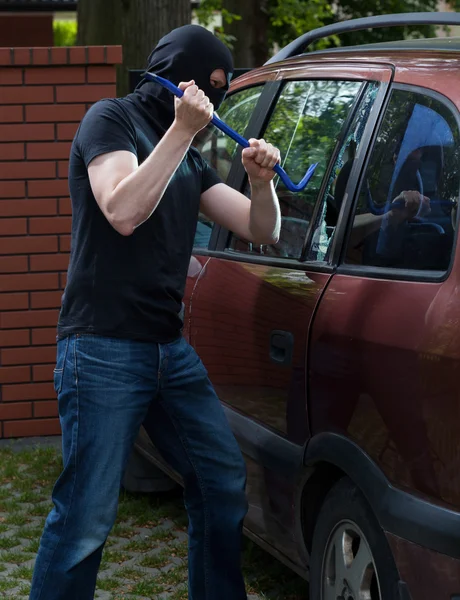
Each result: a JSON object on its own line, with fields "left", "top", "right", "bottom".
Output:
{"left": 242, "top": 138, "right": 281, "bottom": 184}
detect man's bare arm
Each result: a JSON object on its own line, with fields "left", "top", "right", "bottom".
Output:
{"left": 200, "top": 139, "right": 281, "bottom": 245}
{"left": 88, "top": 80, "right": 213, "bottom": 236}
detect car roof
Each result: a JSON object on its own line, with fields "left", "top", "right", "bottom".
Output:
{"left": 231, "top": 36, "right": 460, "bottom": 91}
{"left": 270, "top": 36, "right": 460, "bottom": 70}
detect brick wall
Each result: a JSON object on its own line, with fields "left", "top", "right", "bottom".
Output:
{"left": 0, "top": 45, "right": 122, "bottom": 439}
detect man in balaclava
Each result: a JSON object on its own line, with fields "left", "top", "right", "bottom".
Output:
{"left": 29, "top": 25, "right": 281, "bottom": 600}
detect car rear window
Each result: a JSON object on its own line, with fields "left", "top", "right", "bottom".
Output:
{"left": 344, "top": 86, "right": 460, "bottom": 274}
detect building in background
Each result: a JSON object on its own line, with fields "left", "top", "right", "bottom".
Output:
{"left": 0, "top": 0, "right": 76, "bottom": 46}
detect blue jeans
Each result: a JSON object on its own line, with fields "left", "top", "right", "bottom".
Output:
{"left": 29, "top": 334, "right": 248, "bottom": 600}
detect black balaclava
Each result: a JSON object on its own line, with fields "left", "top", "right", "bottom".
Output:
{"left": 127, "top": 25, "right": 234, "bottom": 137}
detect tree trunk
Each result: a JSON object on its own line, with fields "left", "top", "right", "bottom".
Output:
{"left": 77, "top": 0, "right": 191, "bottom": 96}
{"left": 223, "top": 0, "right": 270, "bottom": 68}
{"left": 119, "top": 0, "right": 191, "bottom": 95}
{"left": 77, "top": 0, "right": 121, "bottom": 46}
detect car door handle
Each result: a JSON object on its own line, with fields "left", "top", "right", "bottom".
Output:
{"left": 270, "top": 330, "right": 294, "bottom": 366}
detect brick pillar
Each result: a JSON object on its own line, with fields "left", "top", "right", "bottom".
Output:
{"left": 0, "top": 45, "right": 123, "bottom": 439}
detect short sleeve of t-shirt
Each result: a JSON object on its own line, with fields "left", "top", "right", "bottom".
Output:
{"left": 76, "top": 99, "right": 137, "bottom": 168}
{"left": 200, "top": 157, "right": 223, "bottom": 193}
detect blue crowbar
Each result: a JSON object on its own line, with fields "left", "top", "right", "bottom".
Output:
{"left": 144, "top": 72, "right": 318, "bottom": 193}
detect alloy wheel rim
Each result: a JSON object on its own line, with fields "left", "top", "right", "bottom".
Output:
{"left": 321, "top": 519, "right": 381, "bottom": 600}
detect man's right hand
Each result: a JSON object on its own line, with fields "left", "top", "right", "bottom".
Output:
{"left": 173, "top": 80, "right": 214, "bottom": 136}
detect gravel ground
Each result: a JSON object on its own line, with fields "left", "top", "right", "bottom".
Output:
{"left": 0, "top": 438, "right": 308, "bottom": 599}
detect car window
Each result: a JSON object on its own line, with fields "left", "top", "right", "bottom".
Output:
{"left": 344, "top": 87, "right": 460, "bottom": 273}
{"left": 306, "top": 82, "right": 380, "bottom": 262}
{"left": 226, "top": 79, "right": 363, "bottom": 259}
{"left": 192, "top": 86, "right": 263, "bottom": 249}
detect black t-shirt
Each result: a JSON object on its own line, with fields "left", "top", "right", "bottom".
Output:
{"left": 57, "top": 98, "right": 221, "bottom": 343}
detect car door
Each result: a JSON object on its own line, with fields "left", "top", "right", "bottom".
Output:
{"left": 309, "top": 80, "right": 460, "bottom": 506}
{"left": 189, "top": 64, "right": 393, "bottom": 564}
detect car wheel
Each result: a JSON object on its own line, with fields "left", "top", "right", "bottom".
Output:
{"left": 122, "top": 444, "right": 178, "bottom": 494}
{"left": 310, "top": 477, "right": 401, "bottom": 600}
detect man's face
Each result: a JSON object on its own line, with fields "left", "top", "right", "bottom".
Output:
{"left": 210, "top": 68, "right": 227, "bottom": 90}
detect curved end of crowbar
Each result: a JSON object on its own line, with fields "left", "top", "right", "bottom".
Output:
{"left": 277, "top": 162, "right": 318, "bottom": 192}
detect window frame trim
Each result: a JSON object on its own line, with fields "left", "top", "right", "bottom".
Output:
{"left": 227, "top": 77, "right": 369, "bottom": 262}
{"left": 337, "top": 81, "right": 460, "bottom": 284}
{"left": 195, "top": 74, "right": 392, "bottom": 269}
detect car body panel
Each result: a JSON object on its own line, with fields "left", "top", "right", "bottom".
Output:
{"left": 190, "top": 257, "right": 330, "bottom": 559}
{"left": 134, "top": 42, "right": 460, "bottom": 598}
{"left": 387, "top": 532, "right": 460, "bottom": 597}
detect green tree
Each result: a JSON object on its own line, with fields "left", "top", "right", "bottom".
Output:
{"left": 197, "top": 0, "right": 459, "bottom": 67}
{"left": 54, "top": 20, "right": 78, "bottom": 47}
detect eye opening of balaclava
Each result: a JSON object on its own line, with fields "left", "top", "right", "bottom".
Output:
{"left": 129, "top": 25, "right": 234, "bottom": 137}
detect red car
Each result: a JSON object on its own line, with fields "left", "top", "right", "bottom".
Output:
{"left": 124, "top": 13, "right": 460, "bottom": 600}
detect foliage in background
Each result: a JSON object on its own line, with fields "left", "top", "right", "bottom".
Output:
{"left": 197, "top": 0, "right": 460, "bottom": 65}
{"left": 53, "top": 19, "right": 77, "bottom": 47}
{"left": 268, "top": 0, "right": 336, "bottom": 51}
{"left": 195, "top": 0, "right": 241, "bottom": 48}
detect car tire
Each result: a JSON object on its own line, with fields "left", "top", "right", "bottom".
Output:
{"left": 309, "top": 476, "right": 401, "bottom": 600}
{"left": 122, "top": 444, "right": 178, "bottom": 494}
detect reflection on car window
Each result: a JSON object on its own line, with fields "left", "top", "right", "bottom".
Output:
{"left": 307, "top": 82, "right": 380, "bottom": 262}
{"left": 195, "top": 87, "right": 263, "bottom": 182}
{"left": 192, "top": 86, "right": 263, "bottom": 249}
{"left": 345, "top": 88, "right": 460, "bottom": 272}
{"left": 227, "top": 79, "right": 363, "bottom": 259}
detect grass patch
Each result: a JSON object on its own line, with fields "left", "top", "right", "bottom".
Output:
{"left": 148, "top": 527, "right": 175, "bottom": 543}
{"left": 100, "top": 548, "right": 132, "bottom": 567}
{"left": 138, "top": 548, "right": 172, "bottom": 569}
{"left": 0, "top": 499, "right": 21, "bottom": 512}
{"left": 116, "top": 566, "right": 146, "bottom": 581}
{"left": 4, "top": 512, "right": 31, "bottom": 526}
{"left": 1, "top": 461, "right": 21, "bottom": 481}
{"left": 124, "top": 530, "right": 173, "bottom": 553}
{"left": 0, "top": 578, "right": 17, "bottom": 592}
{"left": 242, "top": 541, "right": 308, "bottom": 599}
{"left": 170, "top": 583, "right": 188, "bottom": 600}
{"left": 18, "top": 489, "right": 43, "bottom": 504}
{"left": 116, "top": 492, "right": 159, "bottom": 528}
{"left": 169, "top": 540, "right": 188, "bottom": 559}
{"left": 22, "top": 538, "right": 40, "bottom": 553}
{"left": 0, "top": 550, "right": 34, "bottom": 564}
{"left": 130, "top": 579, "right": 163, "bottom": 596}
{"left": 110, "top": 523, "right": 138, "bottom": 539}
{"left": 156, "top": 563, "right": 188, "bottom": 587}
{"left": 16, "top": 582, "right": 32, "bottom": 595}
{"left": 0, "top": 487, "right": 12, "bottom": 500}
{"left": 17, "top": 526, "right": 44, "bottom": 540}
{"left": 11, "top": 564, "right": 34, "bottom": 580}
{"left": 0, "top": 536, "right": 21, "bottom": 550}
{"left": 96, "top": 576, "right": 121, "bottom": 591}
{"left": 29, "top": 503, "right": 51, "bottom": 517}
